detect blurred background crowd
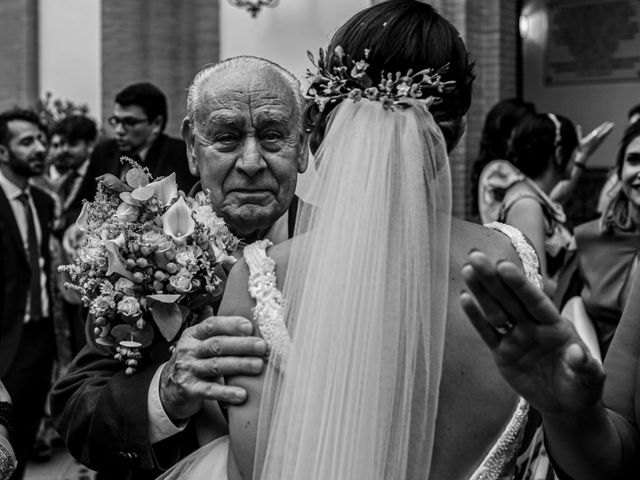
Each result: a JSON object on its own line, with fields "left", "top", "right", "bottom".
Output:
{"left": 0, "top": 0, "right": 639, "bottom": 479}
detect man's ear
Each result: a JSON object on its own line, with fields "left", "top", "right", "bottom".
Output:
{"left": 297, "top": 131, "right": 310, "bottom": 174}
{"left": 150, "top": 115, "right": 164, "bottom": 136}
{"left": 0, "top": 145, "right": 8, "bottom": 163}
{"left": 181, "top": 117, "right": 200, "bottom": 177}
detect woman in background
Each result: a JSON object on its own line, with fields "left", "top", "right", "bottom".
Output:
{"left": 568, "top": 122, "right": 640, "bottom": 355}
{"left": 471, "top": 98, "right": 535, "bottom": 222}
{"left": 492, "top": 113, "right": 578, "bottom": 296}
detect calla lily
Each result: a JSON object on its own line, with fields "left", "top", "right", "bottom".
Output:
{"left": 76, "top": 202, "right": 91, "bottom": 232}
{"left": 105, "top": 234, "right": 134, "bottom": 280}
{"left": 148, "top": 173, "right": 178, "bottom": 206}
{"left": 161, "top": 197, "right": 195, "bottom": 243}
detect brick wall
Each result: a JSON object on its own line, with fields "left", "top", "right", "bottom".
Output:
{"left": 371, "top": 0, "right": 519, "bottom": 219}
{"left": 101, "top": 0, "right": 220, "bottom": 137}
{"left": 442, "top": 0, "right": 518, "bottom": 219}
{"left": 0, "top": 0, "right": 39, "bottom": 111}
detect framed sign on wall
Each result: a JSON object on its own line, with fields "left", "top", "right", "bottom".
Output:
{"left": 545, "top": 0, "right": 640, "bottom": 85}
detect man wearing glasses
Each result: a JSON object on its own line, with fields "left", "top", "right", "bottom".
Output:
{"left": 89, "top": 82, "right": 195, "bottom": 193}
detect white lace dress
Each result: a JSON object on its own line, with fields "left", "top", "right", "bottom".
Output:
{"left": 159, "top": 224, "right": 544, "bottom": 480}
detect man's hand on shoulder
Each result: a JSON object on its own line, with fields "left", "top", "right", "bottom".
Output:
{"left": 159, "top": 310, "right": 267, "bottom": 422}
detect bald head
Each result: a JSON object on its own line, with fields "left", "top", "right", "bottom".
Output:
{"left": 186, "top": 56, "right": 305, "bottom": 138}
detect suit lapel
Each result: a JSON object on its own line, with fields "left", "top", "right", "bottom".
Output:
{"left": 0, "top": 187, "right": 27, "bottom": 261}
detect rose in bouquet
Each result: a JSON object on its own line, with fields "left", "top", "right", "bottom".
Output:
{"left": 60, "top": 158, "right": 239, "bottom": 374}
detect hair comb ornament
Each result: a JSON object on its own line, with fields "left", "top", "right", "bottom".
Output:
{"left": 306, "top": 46, "right": 456, "bottom": 112}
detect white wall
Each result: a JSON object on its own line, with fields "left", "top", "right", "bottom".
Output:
{"left": 220, "top": 0, "right": 370, "bottom": 85}
{"left": 39, "top": 0, "right": 101, "bottom": 121}
{"left": 522, "top": 0, "right": 640, "bottom": 168}
{"left": 220, "top": 0, "right": 370, "bottom": 197}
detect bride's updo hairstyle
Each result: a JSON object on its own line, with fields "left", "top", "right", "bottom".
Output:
{"left": 305, "top": 0, "right": 475, "bottom": 154}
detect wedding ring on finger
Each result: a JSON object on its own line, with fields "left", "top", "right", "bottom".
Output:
{"left": 494, "top": 319, "right": 515, "bottom": 336}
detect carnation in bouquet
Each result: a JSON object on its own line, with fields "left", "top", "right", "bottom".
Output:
{"left": 60, "top": 158, "right": 239, "bottom": 374}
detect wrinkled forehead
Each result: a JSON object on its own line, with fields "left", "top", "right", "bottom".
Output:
{"left": 194, "top": 68, "right": 299, "bottom": 131}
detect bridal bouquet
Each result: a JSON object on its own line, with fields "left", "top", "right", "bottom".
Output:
{"left": 60, "top": 159, "right": 239, "bottom": 374}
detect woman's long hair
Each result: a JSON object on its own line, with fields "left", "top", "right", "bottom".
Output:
{"left": 601, "top": 122, "right": 640, "bottom": 232}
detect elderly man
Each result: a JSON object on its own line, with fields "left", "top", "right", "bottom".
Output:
{"left": 50, "top": 57, "right": 308, "bottom": 480}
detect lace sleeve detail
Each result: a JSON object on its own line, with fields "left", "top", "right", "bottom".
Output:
{"left": 484, "top": 221, "right": 544, "bottom": 291}
{"left": 244, "top": 240, "right": 292, "bottom": 371}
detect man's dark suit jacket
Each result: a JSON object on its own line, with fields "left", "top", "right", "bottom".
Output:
{"left": 65, "top": 133, "right": 196, "bottom": 229}
{"left": 50, "top": 197, "right": 301, "bottom": 479}
{"left": 0, "top": 185, "right": 54, "bottom": 377}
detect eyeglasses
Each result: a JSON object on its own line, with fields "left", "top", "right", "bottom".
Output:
{"left": 108, "top": 115, "right": 149, "bottom": 129}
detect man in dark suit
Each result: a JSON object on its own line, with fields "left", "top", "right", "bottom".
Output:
{"left": 47, "top": 115, "right": 98, "bottom": 233}
{"left": 87, "top": 82, "right": 195, "bottom": 193}
{"left": 0, "top": 109, "right": 57, "bottom": 480}
{"left": 51, "top": 58, "right": 307, "bottom": 479}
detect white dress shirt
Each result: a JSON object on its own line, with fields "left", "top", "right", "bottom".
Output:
{"left": 0, "top": 170, "right": 50, "bottom": 322}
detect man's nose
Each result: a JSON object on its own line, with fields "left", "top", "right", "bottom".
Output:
{"left": 35, "top": 139, "right": 47, "bottom": 154}
{"left": 237, "top": 137, "right": 266, "bottom": 177}
{"left": 114, "top": 123, "right": 126, "bottom": 135}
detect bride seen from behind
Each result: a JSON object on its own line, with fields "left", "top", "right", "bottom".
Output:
{"left": 162, "top": 1, "right": 542, "bottom": 479}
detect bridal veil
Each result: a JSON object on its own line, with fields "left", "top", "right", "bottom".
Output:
{"left": 254, "top": 98, "right": 452, "bottom": 479}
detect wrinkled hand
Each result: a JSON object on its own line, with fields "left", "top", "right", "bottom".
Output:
{"left": 460, "top": 251, "right": 605, "bottom": 421}
{"left": 159, "top": 308, "right": 267, "bottom": 422}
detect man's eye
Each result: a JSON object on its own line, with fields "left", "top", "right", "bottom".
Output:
{"left": 261, "top": 131, "right": 283, "bottom": 141}
{"left": 216, "top": 134, "right": 239, "bottom": 144}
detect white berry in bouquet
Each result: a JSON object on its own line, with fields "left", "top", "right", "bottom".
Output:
{"left": 60, "top": 157, "right": 239, "bottom": 374}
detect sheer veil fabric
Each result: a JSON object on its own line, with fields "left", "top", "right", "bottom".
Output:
{"left": 253, "top": 99, "right": 452, "bottom": 479}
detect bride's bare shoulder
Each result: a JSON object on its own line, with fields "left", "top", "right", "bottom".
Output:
{"left": 450, "top": 217, "right": 524, "bottom": 268}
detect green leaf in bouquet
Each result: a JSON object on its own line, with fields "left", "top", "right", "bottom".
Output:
{"left": 111, "top": 322, "right": 154, "bottom": 348}
{"left": 131, "top": 185, "right": 155, "bottom": 202}
{"left": 97, "top": 174, "right": 133, "bottom": 193}
{"left": 147, "top": 297, "right": 183, "bottom": 341}
{"left": 119, "top": 191, "right": 141, "bottom": 206}
{"left": 95, "top": 337, "right": 115, "bottom": 347}
{"left": 126, "top": 168, "right": 150, "bottom": 188}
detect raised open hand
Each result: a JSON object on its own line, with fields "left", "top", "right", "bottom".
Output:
{"left": 575, "top": 121, "right": 614, "bottom": 164}
{"left": 460, "top": 251, "right": 605, "bottom": 420}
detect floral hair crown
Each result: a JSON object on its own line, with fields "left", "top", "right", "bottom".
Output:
{"left": 306, "top": 46, "right": 456, "bottom": 112}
